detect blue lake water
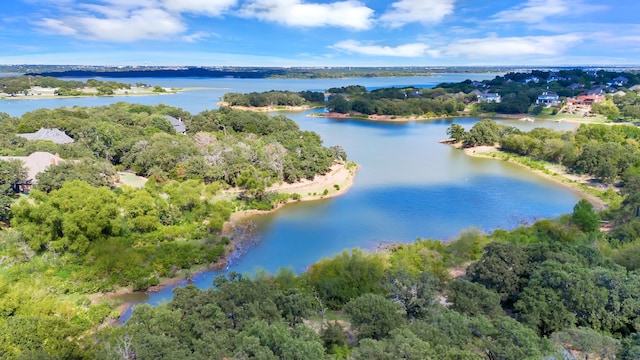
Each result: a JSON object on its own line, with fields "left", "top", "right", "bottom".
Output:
{"left": 0, "top": 74, "right": 582, "bottom": 318}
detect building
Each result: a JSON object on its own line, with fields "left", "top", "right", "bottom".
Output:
{"left": 566, "top": 95, "right": 605, "bottom": 106}
{"left": 477, "top": 92, "right": 502, "bottom": 103}
{"left": 536, "top": 91, "right": 561, "bottom": 106}
{"left": 0, "top": 152, "right": 65, "bottom": 192}
{"left": 164, "top": 115, "right": 187, "bottom": 134}
{"left": 16, "top": 128, "right": 74, "bottom": 144}
{"left": 524, "top": 76, "right": 540, "bottom": 84}
{"left": 611, "top": 76, "right": 629, "bottom": 87}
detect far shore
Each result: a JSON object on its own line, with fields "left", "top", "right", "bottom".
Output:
{"left": 0, "top": 86, "right": 209, "bottom": 101}
{"left": 110, "top": 161, "right": 359, "bottom": 318}
{"left": 454, "top": 143, "right": 609, "bottom": 210}
{"left": 311, "top": 111, "right": 611, "bottom": 126}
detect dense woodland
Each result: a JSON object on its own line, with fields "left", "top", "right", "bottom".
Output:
{"left": 0, "top": 104, "right": 346, "bottom": 358}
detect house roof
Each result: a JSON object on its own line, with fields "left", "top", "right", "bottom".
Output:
{"left": 164, "top": 115, "right": 187, "bottom": 133}
{"left": 538, "top": 91, "right": 559, "bottom": 98}
{"left": 0, "top": 152, "right": 65, "bottom": 181}
{"left": 17, "top": 128, "right": 74, "bottom": 144}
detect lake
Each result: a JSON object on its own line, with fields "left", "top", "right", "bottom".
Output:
{"left": 0, "top": 74, "right": 582, "bottom": 318}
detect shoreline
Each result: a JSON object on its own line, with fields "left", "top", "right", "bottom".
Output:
{"left": 456, "top": 144, "right": 608, "bottom": 209}
{"left": 217, "top": 102, "right": 323, "bottom": 112}
{"left": 112, "top": 161, "right": 359, "bottom": 318}
{"left": 0, "top": 86, "right": 209, "bottom": 101}
{"left": 311, "top": 111, "right": 610, "bottom": 125}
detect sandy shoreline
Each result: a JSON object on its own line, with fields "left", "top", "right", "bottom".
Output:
{"left": 217, "top": 102, "right": 322, "bottom": 112}
{"left": 459, "top": 144, "right": 608, "bottom": 209}
{"left": 111, "top": 161, "right": 359, "bottom": 317}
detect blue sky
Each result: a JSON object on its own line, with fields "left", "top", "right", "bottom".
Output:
{"left": 1, "top": 0, "right": 639, "bottom": 66}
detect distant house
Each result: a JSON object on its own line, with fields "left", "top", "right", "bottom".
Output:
{"left": 536, "top": 91, "right": 561, "bottom": 106}
{"left": 164, "top": 115, "right": 187, "bottom": 134}
{"left": 524, "top": 76, "right": 540, "bottom": 84}
{"left": 547, "top": 72, "right": 566, "bottom": 83}
{"left": 0, "top": 152, "right": 65, "bottom": 192}
{"left": 17, "top": 128, "right": 74, "bottom": 144}
{"left": 611, "top": 76, "right": 629, "bottom": 87}
{"left": 566, "top": 95, "right": 605, "bottom": 105}
{"left": 477, "top": 92, "right": 502, "bottom": 103}
{"left": 630, "top": 85, "right": 640, "bottom": 91}
{"left": 471, "top": 81, "right": 487, "bottom": 88}
{"left": 585, "top": 86, "right": 608, "bottom": 96}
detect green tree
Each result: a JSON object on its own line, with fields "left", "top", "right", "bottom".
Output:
{"left": 446, "top": 123, "right": 466, "bottom": 142}
{"left": 464, "top": 119, "right": 501, "bottom": 147}
{"left": 344, "top": 293, "right": 405, "bottom": 340}
{"left": 572, "top": 199, "right": 600, "bottom": 232}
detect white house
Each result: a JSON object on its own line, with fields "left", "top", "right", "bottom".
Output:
{"left": 536, "top": 91, "right": 561, "bottom": 106}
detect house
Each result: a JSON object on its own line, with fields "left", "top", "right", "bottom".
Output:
{"left": 611, "top": 76, "right": 629, "bottom": 87}
{"left": 536, "top": 91, "right": 561, "bottom": 106}
{"left": 164, "top": 115, "right": 187, "bottom": 134}
{"left": 629, "top": 85, "right": 640, "bottom": 91}
{"left": 585, "top": 86, "right": 609, "bottom": 96}
{"left": 16, "top": 128, "right": 74, "bottom": 144}
{"left": 566, "top": 95, "right": 605, "bottom": 106}
{"left": 0, "top": 152, "right": 65, "bottom": 192}
{"left": 524, "top": 76, "right": 540, "bottom": 84}
{"left": 477, "top": 92, "right": 502, "bottom": 103}
{"left": 547, "top": 72, "right": 566, "bottom": 83}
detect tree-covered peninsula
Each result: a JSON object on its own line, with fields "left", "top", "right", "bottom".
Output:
{"left": 0, "top": 76, "right": 168, "bottom": 97}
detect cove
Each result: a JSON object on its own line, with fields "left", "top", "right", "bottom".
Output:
{"left": 117, "top": 113, "right": 580, "bottom": 321}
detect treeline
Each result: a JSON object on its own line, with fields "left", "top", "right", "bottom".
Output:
{"left": 448, "top": 119, "right": 640, "bottom": 246}
{"left": 90, "top": 196, "right": 640, "bottom": 359}
{"left": 448, "top": 119, "right": 640, "bottom": 186}
{"left": 223, "top": 90, "right": 325, "bottom": 107}
{"left": 0, "top": 76, "right": 132, "bottom": 95}
{"left": 325, "top": 86, "right": 470, "bottom": 117}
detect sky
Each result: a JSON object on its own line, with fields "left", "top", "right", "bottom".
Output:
{"left": 1, "top": 0, "right": 639, "bottom": 67}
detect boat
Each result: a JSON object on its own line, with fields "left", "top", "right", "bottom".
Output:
{"left": 519, "top": 117, "right": 535, "bottom": 122}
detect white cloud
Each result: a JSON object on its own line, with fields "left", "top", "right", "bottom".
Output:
{"left": 36, "top": 18, "right": 79, "bottom": 36}
{"left": 444, "top": 34, "right": 584, "bottom": 58}
{"left": 239, "top": 0, "right": 374, "bottom": 30}
{"left": 37, "top": 7, "right": 187, "bottom": 42}
{"left": 379, "top": 0, "right": 456, "bottom": 28}
{"left": 162, "top": 0, "right": 237, "bottom": 16}
{"left": 492, "top": 0, "right": 605, "bottom": 23}
{"left": 332, "top": 40, "right": 438, "bottom": 57}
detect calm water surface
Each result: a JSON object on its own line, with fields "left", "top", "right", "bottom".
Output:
{"left": 0, "top": 74, "right": 581, "bottom": 318}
